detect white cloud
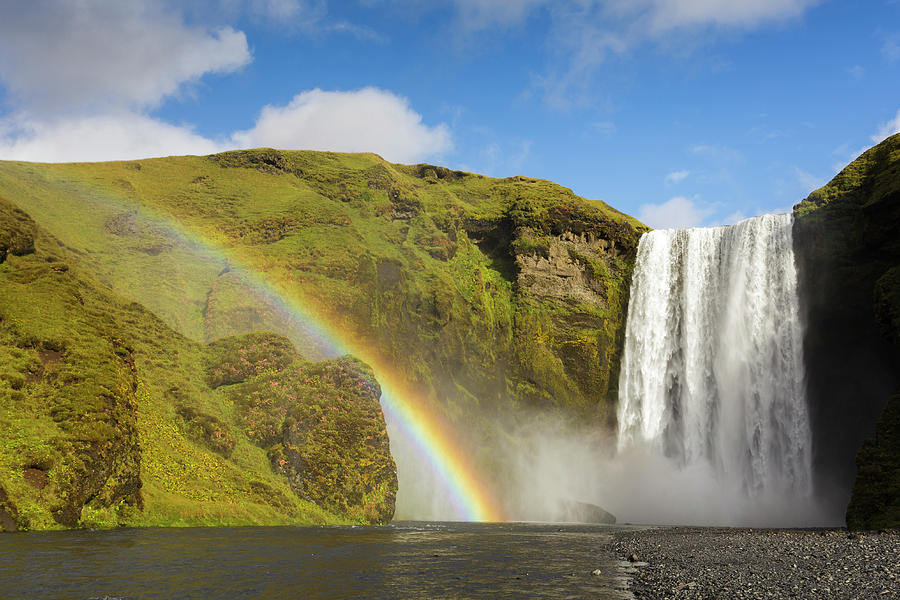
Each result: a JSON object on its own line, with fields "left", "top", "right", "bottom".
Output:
{"left": 591, "top": 121, "right": 617, "bottom": 137}
{"left": 0, "top": 1, "right": 251, "bottom": 113}
{"left": 635, "top": 0, "right": 821, "bottom": 33}
{"left": 664, "top": 169, "right": 689, "bottom": 184}
{"left": 0, "top": 5, "right": 443, "bottom": 165}
{"left": 231, "top": 88, "right": 452, "bottom": 163}
{"left": 793, "top": 167, "right": 824, "bottom": 193}
{"left": 452, "top": 0, "right": 549, "bottom": 30}
{"left": 714, "top": 210, "right": 747, "bottom": 226}
{"left": 0, "top": 113, "right": 223, "bottom": 163}
{"left": 690, "top": 143, "right": 742, "bottom": 160}
{"left": 871, "top": 109, "right": 900, "bottom": 145}
{"left": 327, "top": 21, "right": 387, "bottom": 42}
{"left": 638, "top": 196, "right": 715, "bottom": 229}
{"left": 0, "top": 87, "right": 453, "bottom": 164}
{"left": 446, "top": 0, "right": 821, "bottom": 107}
{"left": 476, "top": 137, "right": 532, "bottom": 176}
{"left": 883, "top": 34, "right": 900, "bottom": 62}
{"left": 830, "top": 110, "right": 900, "bottom": 171}
{"left": 453, "top": 0, "right": 819, "bottom": 32}
{"left": 249, "top": 0, "right": 320, "bottom": 21}
{"left": 481, "top": 141, "right": 501, "bottom": 166}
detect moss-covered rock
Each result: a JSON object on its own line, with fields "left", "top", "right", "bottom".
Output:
{"left": 846, "top": 394, "right": 900, "bottom": 530}
{"left": 0, "top": 199, "right": 142, "bottom": 530}
{"left": 874, "top": 266, "right": 900, "bottom": 345}
{"left": 0, "top": 485, "right": 19, "bottom": 531}
{"left": 0, "top": 199, "right": 397, "bottom": 530}
{"left": 0, "top": 197, "right": 36, "bottom": 263}
{"left": 268, "top": 356, "right": 396, "bottom": 524}
{"left": 206, "top": 332, "right": 297, "bottom": 389}
{"left": 793, "top": 132, "right": 900, "bottom": 523}
{"left": 217, "top": 338, "right": 397, "bottom": 525}
{"left": 176, "top": 405, "right": 236, "bottom": 458}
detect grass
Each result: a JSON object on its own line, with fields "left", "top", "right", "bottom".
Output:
{"left": 0, "top": 148, "right": 648, "bottom": 530}
{"left": 0, "top": 150, "right": 645, "bottom": 414}
{"left": 0, "top": 194, "right": 396, "bottom": 530}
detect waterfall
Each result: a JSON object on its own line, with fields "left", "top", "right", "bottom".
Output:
{"left": 617, "top": 213, "right": 812, "bottom": 504}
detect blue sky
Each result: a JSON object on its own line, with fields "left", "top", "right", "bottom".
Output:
{"left": 0, "top": 1, "right": 898, "bottom": 227}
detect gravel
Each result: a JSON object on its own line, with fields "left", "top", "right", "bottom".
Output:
{"left": 610, "top": 527, "right": 899, "bottom": 599}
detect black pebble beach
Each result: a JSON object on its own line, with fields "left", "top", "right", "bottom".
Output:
{"left": 611, "top": 527, "right": 899, "bottom": 599}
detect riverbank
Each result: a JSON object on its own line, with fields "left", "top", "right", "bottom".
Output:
{"left": 611, "top": 527, "right": 899, "bottom": 599}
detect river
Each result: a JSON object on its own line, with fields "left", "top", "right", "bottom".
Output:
{"left": 0, "top": 522, "right": 637, "bottom": 599}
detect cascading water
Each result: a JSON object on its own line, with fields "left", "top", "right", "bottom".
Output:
{"left": 616, "top": 213, "right": 813, "bottom": 518}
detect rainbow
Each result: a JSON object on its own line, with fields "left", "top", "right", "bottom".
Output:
{"left": 70, "top": 187, "right": 506, "bottom": 522}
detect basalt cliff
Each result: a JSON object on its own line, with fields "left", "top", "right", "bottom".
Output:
{"left": 793, "top": 132, "right": 900, "bottom": 529}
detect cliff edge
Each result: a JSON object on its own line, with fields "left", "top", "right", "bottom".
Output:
{"left": 793, "top": 132, "right": 900, "bottom": 528}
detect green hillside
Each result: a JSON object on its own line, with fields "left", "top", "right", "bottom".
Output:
{"left": 0, "top": 149, "right": 645, "bottom": 422}
{"left": 0, "top": 196, "right": 396, "bottom": 531}
{"left": 0, "top": 149, "right": 645, "bottom": 530}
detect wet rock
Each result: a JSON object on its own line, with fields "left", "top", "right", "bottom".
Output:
{"left": 0, "top": 486, "right": 18, "bottom": 532}
{"left": 558, "top": 498, "right": 616, "bottom": 524}
{"left": 0, "top": 199, "right": 37, "bottom": 263}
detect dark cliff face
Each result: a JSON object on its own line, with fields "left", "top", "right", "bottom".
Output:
{"left": 792, "top": 132, "right": 900, "bottom": 527}
{"left": 845, "top": 393, "right": 900, "bottom": 530}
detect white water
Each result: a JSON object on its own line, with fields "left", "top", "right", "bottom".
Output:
{"left": 615, "top": 213, "right": 816, "bottom": 523}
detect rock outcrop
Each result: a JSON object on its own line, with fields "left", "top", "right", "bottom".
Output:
{"left": 0, "top": 198, "right": 36, "bottom": 263}
{"left": 793, "top": 132, "right": 900, "bottom": 528}
{"left": 0, "top": 198, "right": 143, "bottom": 530}
{"left": 846, "top": 393, "right": 900, "bottom": 530}
{"left": 208, "top": 336, "right": 398, "bottom": 525}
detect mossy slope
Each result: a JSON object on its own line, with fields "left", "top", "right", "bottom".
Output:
{"left": 793, "top": 132, "right": 900, "bottom": 528}
{"left": 0, "top": 198, "right": 396, "bottom": 531}
{"left": 0, "top": 150, "right": 647, "bottom": 505}
{"left": 0, "top": 201, "right": 141, "bottom": 530}
{"left": 0, "top": 151, "right": 645, "bottom": 432}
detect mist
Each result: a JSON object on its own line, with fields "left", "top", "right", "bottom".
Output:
{"left": 391, "top": 214, "right": 844, "bottom": 528}
{"left": 389, "top": 405, "right": 839, "bottom": 527}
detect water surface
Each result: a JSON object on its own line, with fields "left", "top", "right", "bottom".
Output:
{"left": 0, "top": 522, "right": 635, "bottom": 599}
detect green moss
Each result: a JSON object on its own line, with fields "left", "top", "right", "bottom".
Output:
{"left": 0, "top": 200, "right": 142, "bottom": 529}
{"left": 846, "top": 394, "right": 900, "bottom": 530}
{"left": 795, "top": 133, "right": 900, "bottom": 218}
{"left": 0, "top": 198, "right": 397, "bottom": 530}
{"left": 206, "top": 332, "right": 297, "bottom": 388}
{"left": 0, "top": 197, "right": 36, "bottom": 263}
{"left": 510, "top": 229, "right": 552, "bottom": 258}
{"left": 221, "top": 349, "right": 397, "bottom": 524}
{"left": 0, "top": 148, "right": 648, "bottom": 526}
